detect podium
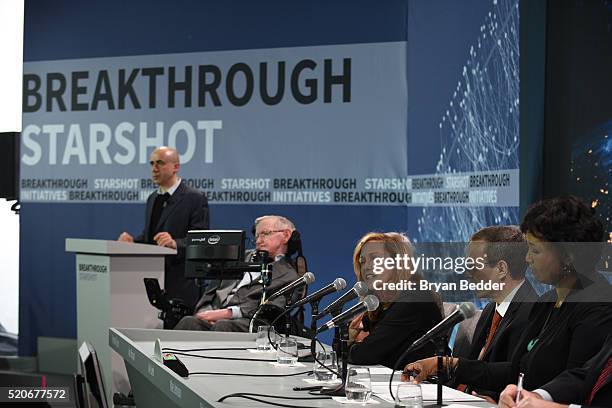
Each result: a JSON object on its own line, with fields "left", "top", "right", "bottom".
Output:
{"left": 66, "top": 238, "right": 176, "bottom": 402}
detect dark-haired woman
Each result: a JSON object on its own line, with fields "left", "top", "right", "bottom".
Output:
{"left": 402, "top": 196, "right": 612, "bottom": 397}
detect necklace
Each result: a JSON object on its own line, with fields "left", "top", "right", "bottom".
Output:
{"left": 527, "top": 338, "right": 538, "bottom": 352}
{"left": 527, "top": 302, "right": 558, "bottom": 352}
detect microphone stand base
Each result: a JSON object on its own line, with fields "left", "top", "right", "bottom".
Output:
{"left": 424, "top": 404, "right": 446, "bottom": 408}
{"left": 319, "top": 384, "right": 345, "bottom": 397}
{"left": 297, "top": 354, "right": 315, "bottom": 363}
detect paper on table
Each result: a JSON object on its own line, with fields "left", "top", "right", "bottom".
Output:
{"left": 368, "top": 367, "right": 403, "bottom": 376}
{"left": 268, "top": 361, "right": 307, "bottom": 368}
{"left": 331, "top": 396, "right": 381, "bottom": 405}
{"left": 445, "top": 405, "right": 483, "bottom": 408}
{"left": 247, "top": 348, "right": 276, "bottom": 354}
{"left": 302, "top": 378, "right": 343, "bottom": 386}
{"left": 371, "top": 382, "right": 483, "bottom": 403}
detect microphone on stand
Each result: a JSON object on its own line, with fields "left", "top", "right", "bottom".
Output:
{"left": 387, "top": 302, "right": 476, "bottom": 405}
{"left": 406, "top": 302, "right": 476, "bottom": 352}
{"left": 316, "top": 281, "right": 368, "bottom": 319}
{"left": 249, "top": 272, "right": 316, "bottom": 333}
{"left": 267, "top": 272, "right": 315, "bottom": 301}
{"left": 316, "top": 295, "right": 379, "bottom": 333}
{"left": 291, "top": 278, "right": 347, "bottom": 309}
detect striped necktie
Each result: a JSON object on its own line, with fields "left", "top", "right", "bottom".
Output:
{"left": 586, "top": 356, "right": 612, "bottom": 404}
{"left": 457, "top": 310, "right": 502, "bottom": 393}
{"left": 478, "top": 310, "right": 502, "bottom": 360}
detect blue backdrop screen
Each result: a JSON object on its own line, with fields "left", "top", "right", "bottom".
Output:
{"left": 20, "top": 0, "right": 519, "bottom": 354}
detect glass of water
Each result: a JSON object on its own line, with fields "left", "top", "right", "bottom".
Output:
{"left": 395, "top": 382, "right": 423, "bottom": 408}
{"left": 313, "top": 350, "right": 338, "bottom": 382}
{"left": 276, "top": 336, "right": 298, "bottom": 365}
{"left": 256, "top": 325, "right": 276, "bottom": 351}
{"left": 345, "top": 366, "right": 371, "bottom": 403}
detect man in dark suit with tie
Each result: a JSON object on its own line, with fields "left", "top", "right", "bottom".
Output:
{"left": 454, "top": 226, "right": 537, "bottom": 397}
{"left": 173, "top": 215, "right": 299, "bottom": 332}
{"left": 402, "top": 226, "right": 537, "bottom": 401}
{"left": 498, "top": 334, "right": 612, "bottom": 408}
{"left": 118, "top": 146, "right": 209, "bottom": 309}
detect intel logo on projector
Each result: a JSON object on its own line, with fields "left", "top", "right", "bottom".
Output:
{"left": 207, "top": 235, "right": 221, "bottom": 245}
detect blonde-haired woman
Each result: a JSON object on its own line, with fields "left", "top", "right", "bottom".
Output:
{"left": 348, "top": 232, "right": 444, "bottom": 369}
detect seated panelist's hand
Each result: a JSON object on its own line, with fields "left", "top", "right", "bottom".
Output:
{"left": 499, "top": 384, "right": 520, "bottom": 408}
{"left": 354, "top": 330, "right": 369, "bottom": 343}
{"left": 470, "top": 391, "right": 496, "bottom": 404}
{"left": 349, "top": 313, "right": 365, "bottom": 343}
{"left": 498, "top": 384, "right": 560, "bottom": 408}
{"left": 401, "top": 357, "right": 438, "bottom": 383}
{"left": 349, "top": 313, "right": 365, "bottom": 330}
{"left": 118, "top": 232, "right": 134, "bottom": 242}
{"left": 514, "top": 400, "right": 567, "bottom": 408}
{"left": 154, "top": 232, "right": 176, "bottom": 249}
{"left": 195, "top": 309, "right": 232, "bottom": 323}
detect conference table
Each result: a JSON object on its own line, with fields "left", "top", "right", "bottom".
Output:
{"left": 109, "top": 328, "right": 495, "bottom": 407}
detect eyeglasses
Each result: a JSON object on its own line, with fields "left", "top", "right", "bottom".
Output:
{"left": 255, "top": 230, "right": 287, "bottom": 239}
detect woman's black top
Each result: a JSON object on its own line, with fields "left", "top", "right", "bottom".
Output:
{"left": 455, "top": 273, "right": 612, "bottom": 392}
{"left": 348, "top": 289, "right": 443, "bottom": 369}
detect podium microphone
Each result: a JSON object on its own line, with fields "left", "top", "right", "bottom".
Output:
{"left": 267, "top": 272, "right": 315, "bottom": 301}
{"left": 317, "top": 295, "right": 379, "bottom": 333}
{"left": 407, "top": 302, "right": 476, "bottom": 352}
{"left": 292, "top": 278, "right": 347, "bottom": 308}
{"left": 316, "top": 281, "right": 368, "bottom": 319}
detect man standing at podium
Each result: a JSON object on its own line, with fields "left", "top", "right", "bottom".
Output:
{"left": 118, "top": 146, "right": 209, "bottom": 309}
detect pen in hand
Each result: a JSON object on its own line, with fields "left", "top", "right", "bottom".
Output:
{"left": 515, "top": 372, "right": 524, "bottom": 404}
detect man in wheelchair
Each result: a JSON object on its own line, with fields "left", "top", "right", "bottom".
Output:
{"left": 173, "top": 215, "right": 304, "bottom": 332}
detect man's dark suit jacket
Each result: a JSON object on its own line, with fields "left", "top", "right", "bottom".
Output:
{"left": 195, "top": 257, "right": 298, "bottom": 318}
{"left": 191, "top": 256, "right": 299, "bottom": 331}
{"left": 348, "top": 289, "right": 444, "bottom": 369}
{"left": 454, "top": 273, "right": 612, "bottom": 394}
{"left": 457, "top": 280, "right": 537, "bottom": 398}
{"left": 135, "top": 181, "right": 209, "bottom": 308}
{"left": 541, "top": 334, "right": 612, "bottom": 408}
